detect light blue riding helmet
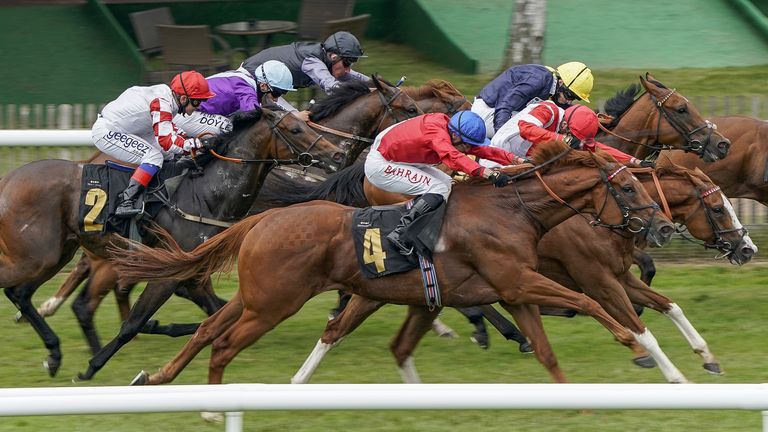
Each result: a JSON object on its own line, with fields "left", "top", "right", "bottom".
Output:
{"left": 254, "top": 60, "right": 296, "bottom": 92}
{"left": 448, "top": 111, "right": 491, "bottom": 146}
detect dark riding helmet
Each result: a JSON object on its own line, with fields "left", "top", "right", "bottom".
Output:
{"left": 322, "top": 31, "right": 367, "bottom": 60}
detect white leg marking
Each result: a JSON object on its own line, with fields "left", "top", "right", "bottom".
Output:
{"left": 291, "top": 339, "right": 336, "bottom": 384}
{"left": 38, "top": 297, "right": 65, "bottom": 317}
{"left": 632, "top": 329, "right": 689, "bottom": 383}
{"left": 398, "top": 356, "right": 421, "bottom": 383}
{"left": 664, "top": 303, "right": 717, "bottom": 365}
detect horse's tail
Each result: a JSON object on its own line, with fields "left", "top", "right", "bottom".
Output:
{"left": 112, "top": 211, "right": 273, "bottom": 285}
{"left": 259, "top": 163, "right": 369, "bottom": 207}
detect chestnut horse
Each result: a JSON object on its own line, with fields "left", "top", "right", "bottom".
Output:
{"left": 0, "top": 108, "right": 345, "bottom": 378}
{"left": 30, "top": 78, "right": 469, "bottom": 358}
{"left": 113, "top": 140, "right": 675, "bottom": 388}
{"left": 287, "top": 162, "right": 756, "bottom": 386}
{"left": 633, "top": 114, "right": 768, "bottom": 285}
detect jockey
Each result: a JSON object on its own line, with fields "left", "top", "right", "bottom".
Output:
{"left": 173, "top": 60, "right": 296, "bottom": 137}
{"left": 472, "top": 62, "right": 593, "bottom": 138}
{"left": 506, "top": 104, "right": 652, "bottom": 167}
{"left": 242, "top": 31, "right": 370, "bottom": 119}
{"left": 92, "top": 71, "right": 216, "bottom": 218}
{"left": 365, "top": 111, "right": 525, "bottom": 255}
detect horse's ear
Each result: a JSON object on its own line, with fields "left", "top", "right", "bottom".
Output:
{"left": 371, "top": 73, "right": 384, "bottom": 92}
{"left": 639, "top": 74, "right": 653, "bottom": 92}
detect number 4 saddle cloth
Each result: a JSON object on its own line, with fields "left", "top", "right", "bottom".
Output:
{"left": 352, "top": 201, "right": 447, "bottom": 279}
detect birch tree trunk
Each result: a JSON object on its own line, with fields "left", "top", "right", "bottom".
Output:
{"left": 501, "top": 0, "right": 547, "bottom": 71}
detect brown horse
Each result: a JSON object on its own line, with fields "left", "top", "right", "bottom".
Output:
{"left": 0, "top": 107, "right": 345, "bottom": 378}
{"left": 113, "top": 140, "right": 675, "bottom": 387}
{"left": 597, "top": 74, "right": 730, "bottom": 163}
{"left": 30, "top": 78, "right": 468, "bottom": 356}
{"left": 632, "top": 114, "right": 767, "bottom": 285}
{"left": 290, "top": 162, "right": 757, "bottom": 386}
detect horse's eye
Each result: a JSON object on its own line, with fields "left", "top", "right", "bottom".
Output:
{"left": 712, "top": 206, "right": 723, "bottom": 214}
{"left": 622, "top": 185, "right": 635, "bottom": 194}
{"left": 677, "top": 106, "right": 687, "bottom": 114}
{"left": 291, "top": 127, "right": 301, "bottom": 134}
{"left": 407, "top": 107, "right": 418, "bottom": 114}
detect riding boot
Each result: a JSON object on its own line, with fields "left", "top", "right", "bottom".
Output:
{"left": 386, "top": 193, "right": 444, "bottom": 255}
{"left": 115, "top": 179, "right": 145, "bottom": 218}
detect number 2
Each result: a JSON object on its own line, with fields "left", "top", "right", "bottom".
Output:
{"left": 83, "top": 188, "right": 107, "bottom": 232}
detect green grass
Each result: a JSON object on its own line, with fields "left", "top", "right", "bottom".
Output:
{"left": 0, "top": 263, "right": 765, "bottom": 431}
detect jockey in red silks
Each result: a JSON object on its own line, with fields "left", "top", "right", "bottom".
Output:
{"left": 92, "top": 71, "right": 216, "bottom": 218}
{"left": 365, "top": 110, "right": 525, "bottom": 255}
{"left": 481, "top": 103, "right": 651, "bottom": 169}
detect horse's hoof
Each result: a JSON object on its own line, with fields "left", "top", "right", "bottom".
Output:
{"left": 518, "top": 342, "right": 534, "bottom": 354}
{"left": 703, "top": 362, "right": 724, "bottom": 375}
{"left": 43, "top": 358, "right": 60, "bottom": 378}
{"left": 470, "top": 330, "right": 489, "bottom": 349}
{"left": 200, "top": 411, "right": 224, "bottom": 423}
{"left": 632, "top": 355, "right": 656, "bottom": 368}
{"left": 130, "top": 370, "right": 149, "bottom": 386}
{"left": 75, "top": 371, "right": 92, "bottom": 382}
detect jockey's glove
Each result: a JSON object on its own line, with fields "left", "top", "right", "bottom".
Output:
{"left": 639, "top": 160, "right": 656, "bottom": 169}
{"left": 566, "top": 134, "right": 582, "bottom": 150}
{"left": 487, "top": 170, "right": 510, "bottom": 188}
{"left": 182, "top": 138, "right": 204, "bottom": 153}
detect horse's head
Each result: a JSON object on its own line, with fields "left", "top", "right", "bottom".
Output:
{"left": 655, "top": 163, "right": 756, "bottom": 264}
{"left": 370, "top": 73, "right": 423, "bottom": 130}
{"left": 602, "top": 73, "right": 730, "bottom": 162}
{"left": 529, "top": 142, "right": 674, "bottom": 246}
{"left": 403, "top": 79, "right": 472, "bottom": 115}
{"left": 217, "top": 108, "right": 345, "bottom": 174}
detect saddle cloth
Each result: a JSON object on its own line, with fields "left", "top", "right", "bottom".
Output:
{"left": 78, "top": 160, "right": 188, "bottom": 238}
{"left": 352, "top": 201, "right": 446, "bottom": 279}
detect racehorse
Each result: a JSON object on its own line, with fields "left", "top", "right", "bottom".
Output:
{"left": 114, "top": 140, "right": 675, "bottom": 388}
{"left": 32, "top": 78, "right": 465, "bottom": 357}
{"left": 285, "top": 162, "right": 756, "bottom": 385}
{"left": 597, "top": 73, "right": 730, "bottom": 163}
{"left": 632, "top": 115, "right": 768, "bottom": 285}
{"left": 0, "top": 107, "right": 344, "bottom": 378}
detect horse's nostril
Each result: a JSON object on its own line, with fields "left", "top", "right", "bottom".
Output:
{"left": 718, "top": 141, "right": 729, "bottom": 149}
{"left": 332, "top": 152, "right": 345, "bottom": 163}
{"left": 659, "top": 224, "right": 675, "bottom": 236}
{"left": 742, "top": 247, "right": 755, "bottom": 257}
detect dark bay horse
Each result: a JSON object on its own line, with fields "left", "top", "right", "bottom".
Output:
{"left": 0, "top": 107, "right": 344, "bottom": 378}
{"left": 286, "top": 165, "right": 755, "bottom": 385}
{"left": 597, "top": 73, "right": 730, "bottom": 163}
{"left": 33, "top": 78, "right": 467, "bottom": 357}
{"left": 113, "top": 140, "right": 675, "bottom": 387}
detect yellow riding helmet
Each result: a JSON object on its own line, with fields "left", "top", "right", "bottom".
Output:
{"left": 556, "top": 62, "right": 593, "bottom": 103}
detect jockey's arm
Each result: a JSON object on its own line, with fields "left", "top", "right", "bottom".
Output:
{"left": 234, "top": 79, "right": 260, "bottom": 111}
{"left": 584, "top": 141, "right": 641, "bottom": 165}
{"left": 151, "top": 97, "right": 186, "bottom": 154}
{"left": 468, "top": 146, "right": 520, "bottom": 166}
{"left": 494, "top": 82, "right": 542, "bottom": 132}
{"left": 519, "top": 119, "right": 565, "bottom": 149}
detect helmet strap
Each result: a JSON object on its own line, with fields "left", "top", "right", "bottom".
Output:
{"left": 177, "top": 73, "right": 191, "bottom": 115}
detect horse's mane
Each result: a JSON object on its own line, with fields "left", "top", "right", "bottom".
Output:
{"left": 308, "top": 80, "right": 373, "bottom": 121}
{"left": 603, "top": 84, "right": 642, "bottom": 127}
{"left": 404, "top": 79, "right": 465, "bottom": 100}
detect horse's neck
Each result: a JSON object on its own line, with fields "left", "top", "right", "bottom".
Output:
{"left": 602, "top": 118, "right": 654, "bottom": 159}
{"left": 641, "top": 176, "right": 692, "bottom": 222}
{"left": 320, "top": 96, "right": 384, "bottom": 163}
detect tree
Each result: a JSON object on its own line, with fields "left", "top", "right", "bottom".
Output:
{"left": 501, "top": 0, "right": 547, "bottom": 71}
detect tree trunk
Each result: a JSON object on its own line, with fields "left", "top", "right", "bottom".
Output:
{"left": 501, "top": 0, "right": 547, "bottom": 71}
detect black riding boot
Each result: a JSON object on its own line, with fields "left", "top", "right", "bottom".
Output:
{"left": 115, "top": 179, "right": 145, "bottom": 218}
{"left": 386, "top": 193, "right": 444, "bottom": 255}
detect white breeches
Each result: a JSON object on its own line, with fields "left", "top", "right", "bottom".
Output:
{"left": 365, "top": 138, "right": 452, "bottom": 199}
{"left": 91, "top": 117, "right": 166, "bottom": 166}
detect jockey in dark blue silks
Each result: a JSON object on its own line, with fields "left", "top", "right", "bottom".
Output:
{"left": 471, "top": 62, "right": 594, "bottom": 139}
{"left": 242, "top": 31, "right": 370, "bottom": 121}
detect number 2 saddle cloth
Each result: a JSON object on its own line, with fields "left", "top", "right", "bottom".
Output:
{"left": 352, "top": 202, "right": 447, "bottom": 279}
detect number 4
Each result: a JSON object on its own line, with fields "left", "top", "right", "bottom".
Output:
{"left": 362, "top": 228, "right": 387, "bottom": 273}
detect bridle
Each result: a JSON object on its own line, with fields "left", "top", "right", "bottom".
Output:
{"left": 598, "top": 88, "right": 718, "bottom": 159}
{"left": 676, "top": 185, "right": 748, "bottom": 256}
{"left": 210, "top": 111, "right": 323, "bottom": 168}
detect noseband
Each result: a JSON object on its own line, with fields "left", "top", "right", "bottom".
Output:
{"left": 678, "top": 185, "right": 748, "bottom": 255}
{"left": 590, "top": 165, "right": 661, "bottom": 233}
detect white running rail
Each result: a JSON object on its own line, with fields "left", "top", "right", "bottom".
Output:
{"left": 0, "top": 129, "right": 91, "bottom": 146}
{"left": 0, "top": 384, "right": 766, "bottom": 432}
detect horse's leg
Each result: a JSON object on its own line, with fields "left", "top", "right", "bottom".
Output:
{"left": 621, "top": 272, "right": 722, "bottom": 375}
{"left": 576, "top": 272, "right": 691, "bottom": 383}
{"left": 388, "top": 306, "right": 441, "bottom": 383}
{"left": 292, "top": 294, "right": 386, "bottom": 384}
{"left": 499, "top": 302, "right": 568, "bottom": 383}
{"left": 431, "top": 317, "right": 458, "bottom": 338}
{"left": 31, "top": 252, "right": 91, "bottom": 320}
{"left": 141, "top": 278, "right": 224, "bottom": 337}
{"left": 71, "top": 278, "right": 107, "bottom": 355}
{"left": 131, "top": 293, "right": 244, "bottom": 386}
{"left": 6, "top": 283, "right": 62, "bottom": 377}
{"left": 477, "top": 304, "right": 533, "bottom": 353}
{"left": 632, "top": 247, "right": 656, "bottom": 286}
{"left": 456, "top": 306, "right": 490, "bottom": 349}
{"left": 76, "top": 280, "right": 180, "bottom": 381}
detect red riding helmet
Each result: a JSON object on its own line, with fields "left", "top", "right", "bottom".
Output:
{"left": 170, "top": 71, "right": 216, "bottom": 99}
{"left": 563, "top": 105, "right": 598, "bottom": 142}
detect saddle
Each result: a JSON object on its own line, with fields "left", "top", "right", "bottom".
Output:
{"left": 352, "top": 201, "right": 446, "bottom": 279}
{"left": 77, "top": 157, "right": 202, "bottom": 239}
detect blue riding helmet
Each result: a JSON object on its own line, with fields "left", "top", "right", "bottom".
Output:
{"left": 448, "top": 111, "right": 491, "bottom": 146}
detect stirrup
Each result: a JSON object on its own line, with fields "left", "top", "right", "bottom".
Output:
{"left": 115, "top": 200, "right": 144, "bottom": 219}
{"left": 391, "top": 239, "right": 414, "bottom": 256}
